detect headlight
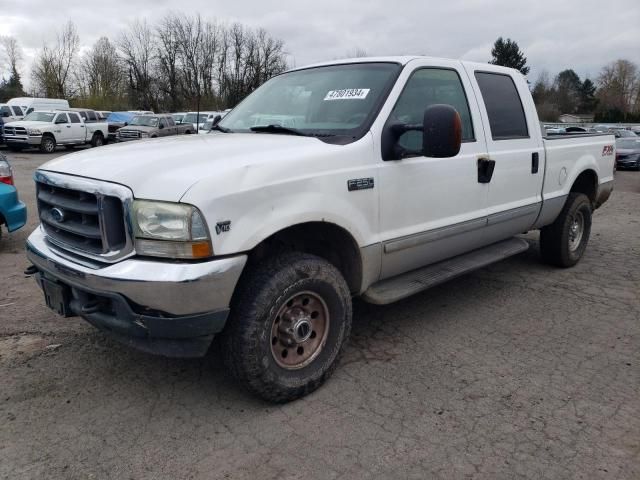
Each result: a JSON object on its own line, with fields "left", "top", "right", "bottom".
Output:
{"left": 131, "top": 200, "right": 212, "bottom": 259}
{"left": 140, "top": 132, "right": 150, "bottom": 138}
{"left": 28, "top": 128, "right": 42, "bottom": 135}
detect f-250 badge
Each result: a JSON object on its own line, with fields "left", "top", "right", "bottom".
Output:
{"left": 347, "top": 178, "right": 374, "bottom": 191}
{"left": 215, "top": 221, "right": 231, "bottom": 234}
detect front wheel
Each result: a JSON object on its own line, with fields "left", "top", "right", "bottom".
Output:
{"left": 39, "top": 135, "right": 56, "bottom": 153}
{"left": 222, "top": 252, "right": 352, "bottom": 402}
{"left": 540, "top": 192, "right": 592, "bottom": 267}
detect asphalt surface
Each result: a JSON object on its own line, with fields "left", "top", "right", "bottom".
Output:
{"left": 1, "top": 145, "right": 639, "bottom": 479}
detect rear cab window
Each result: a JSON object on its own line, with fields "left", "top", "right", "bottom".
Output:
{"left": 474, "top": 72, "right": 529, "bottom": 140}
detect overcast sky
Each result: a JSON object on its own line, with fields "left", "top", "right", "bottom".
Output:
{"left": 2, "top": 0, "right": 639, "bottom": 89}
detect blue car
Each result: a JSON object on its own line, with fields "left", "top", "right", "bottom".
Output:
{"left": 0, "top": 153, "right": 27, "bottom": 238}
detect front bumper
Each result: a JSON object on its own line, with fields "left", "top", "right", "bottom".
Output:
{"left": 4, "top": 135, "right": 42, "bottom": 146}
{"left": 26, "top": 227, "right": 247, "bottom": 357}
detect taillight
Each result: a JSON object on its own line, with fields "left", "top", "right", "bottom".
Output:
{"left": 0, "top": 159, "right": 14, "bottom": 185}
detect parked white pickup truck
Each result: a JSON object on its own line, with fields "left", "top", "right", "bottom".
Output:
{"left": 4, "top": 110, "right": 108, "bottom": 153}
{"left": 26, "top": 57, "right": 615, "bottom": 402}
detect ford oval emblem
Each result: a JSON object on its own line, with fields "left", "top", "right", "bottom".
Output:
{"left": 51, "top": 207, "right": 66, "bottom": 223}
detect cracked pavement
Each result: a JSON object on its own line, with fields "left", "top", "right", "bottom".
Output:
{"left": 1, "top": 147, "right": 638, "bottom": 479}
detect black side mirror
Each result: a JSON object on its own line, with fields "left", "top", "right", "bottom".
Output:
{"left": 382, "top": 104, "right": 462, "bottom": 160}
{"left": 422, "top": 104, "right": 462, "bottom": 158}
{"left": 212, "top": 114, "right": 222, "bottom": 126}
{"left": 124, "top": 122, "right": 128, "bottom": 126}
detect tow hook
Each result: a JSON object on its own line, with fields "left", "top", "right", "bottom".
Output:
{"left": 81, "top": 300, "right": 105, "bottom": 314}
{"left": 24, "top": 265, "right": 38, "bottom": 276}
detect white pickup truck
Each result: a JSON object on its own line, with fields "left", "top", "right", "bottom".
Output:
{"left": 26, "top": 57, "right": 615, "bottom": 402}
{"left": 4, "top": 110, "right": 108, "bottom": 153}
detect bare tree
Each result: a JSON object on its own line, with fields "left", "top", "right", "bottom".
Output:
{"left": 172, "top": 13, "right": 221, "bottom": 109}
{"left": 31, "top": 21, "right": 79, "bottom": 97}
{"left": 156, "top": 14, "right": 183, "bottom": 111}
{"left": 118, "top": 20, "right": 158, "bottom": 110}
{"left": 597, "top": 59, "right": 639, "bottom": 115}
{"left": 1, "top": 37, "right": 23, "bottom": 77}
{"left": 0, "top": 36, "right": 25, "bottom": 98}
{"left": 77, "top": 37, "right": 125, "bottom": 108}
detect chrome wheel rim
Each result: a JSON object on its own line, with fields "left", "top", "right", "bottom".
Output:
{"left": 568, "top": 211, "right": 584, "bottom": 252}
{"left": 270, "top": 291, "right": 330, "bottom": 370}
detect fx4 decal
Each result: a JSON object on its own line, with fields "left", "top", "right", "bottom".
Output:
{"left": 602, "top": 145, "right": 614, "bottom": 156}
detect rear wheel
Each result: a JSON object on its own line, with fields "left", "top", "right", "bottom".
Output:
{"left": 222, "top": 252, "right": 352, "bottom": 402}
{"left": 540, "top": 192, "right": 592, "bottom": 267}
{"left": 39, "top": 135, "right": 56, "bottom": 153}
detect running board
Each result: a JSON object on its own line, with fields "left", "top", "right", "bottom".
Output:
{"left": 362, "top": 237, "right": 529, "bottom": 305}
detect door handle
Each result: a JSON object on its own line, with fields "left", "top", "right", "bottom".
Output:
{"left": 66, "top": 125, "right": 71, "bottom": 128}
{"left": 531, "top": 152, "right": 539, "bottom": 174}
{"left": 477, "top": 157, "right": 496, "bottom": 183}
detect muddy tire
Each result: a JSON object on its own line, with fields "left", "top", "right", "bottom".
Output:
{"left": 91, "top": 132, "right": 104, "bottom": 148}
{"left": 540, "top": 192, "right": 592, "bottom": 268}
{"left": 39, "top": 135, "right": 56, "bottom": 153}
{"left": 222, "top": 252, "right": 352, "bottom": 403}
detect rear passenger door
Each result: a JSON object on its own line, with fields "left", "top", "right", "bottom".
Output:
{"left": 467, "top": 68, "right": 544, "bottom": 232}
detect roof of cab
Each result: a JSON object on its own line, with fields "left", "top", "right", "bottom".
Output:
{"left": 287, "top": 55, "right": 525, "bottom": 78}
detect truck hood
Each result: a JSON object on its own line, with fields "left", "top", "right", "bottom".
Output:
{"left": 39, "top": 133, "right": 340, "bottom": 201}
{"left": 4, "top": 120, "right": 52, "bottom": 128}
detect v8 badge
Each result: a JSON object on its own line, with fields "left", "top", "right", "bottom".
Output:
{"left": 215, "top": 221, "right": 231, "bottom": 235}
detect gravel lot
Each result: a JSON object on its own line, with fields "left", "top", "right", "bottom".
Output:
{"left": 1, "top": 145, "right": 639, "bottom": 480}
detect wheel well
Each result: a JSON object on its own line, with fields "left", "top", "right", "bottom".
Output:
{"left": 570, "top": 170, "right": 597, "bottom": 204}
{"left": 249, "top": 222, "right": 362, "bottom": 293}
{"left": 42, "top": 132, "right": 54, "bottom": 139}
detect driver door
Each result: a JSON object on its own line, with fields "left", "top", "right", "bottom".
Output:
{"left": 377, "top": 61, "right": 489, "bottom": 279}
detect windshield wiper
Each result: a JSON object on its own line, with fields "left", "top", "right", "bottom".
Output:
{"left": 210, "top": 124, "right": 231, "bottom": 133}
{"left": 250, "top": 124, "right": 307, "bottom": 136}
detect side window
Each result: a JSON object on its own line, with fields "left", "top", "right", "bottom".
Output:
{"left": 166, "top": 117, "right": 175, "bottom": 127}
{"left": 69, "top": 113, "right": 81, "bottom": 123}
{"left": 11, "top": 106, "right": 23, "bottom": 116}
{"left": 87, "top": 111, "right": 96, "bottom": 121}
{"left": 474, "top": 72, "right": 529, "bottom": 140}
{"left": 55, "top": 113, "right": 69, "bottom": 124}
{"left": 389, "top": 68, "right": 475, "bottom": 152}
{"left": 0, "top": 106, "right": 11, "bottom": 117}
{"left": 159, "top": 118, "right": 167, "bottom": 128}
{"left": 26, "top": 108, "right": 34, "bottom": 114}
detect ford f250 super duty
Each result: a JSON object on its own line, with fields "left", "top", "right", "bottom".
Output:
{"left": 25, "top": 57, "right": 615, "bottom": 402}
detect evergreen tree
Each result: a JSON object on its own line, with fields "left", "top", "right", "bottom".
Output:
{"left": 554, "top": 69, "right": 582, "bottom": 114}
{"left": 578, "top": 78, "right": 598, "bottom": 113}
{"left": 489, "top": 37, "right": 530, "bottom": 75}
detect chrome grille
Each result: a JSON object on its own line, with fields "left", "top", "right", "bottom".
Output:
{"left": 35, "top": 171, "right": 134, "bottom": 263}
{"left": 4, "top": 126, "right": 27, "bottom": 136}
{"left": 118, "top": 129, "right": 140, "bottom": 139}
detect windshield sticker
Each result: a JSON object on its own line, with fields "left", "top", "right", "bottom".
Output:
{"left": 324, "top": 89, "right": 370, "bottom": 101}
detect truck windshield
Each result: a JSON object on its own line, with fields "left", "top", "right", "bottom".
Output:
{"left": 23, "top": 112, "right": 56, "bottom": 122}
{"left": 130, "top": 116, "right": 159, "bottom": 127}
{"left": 219, "top": 62, "right": 401, "bottom": 137}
